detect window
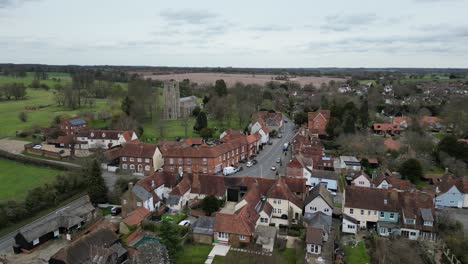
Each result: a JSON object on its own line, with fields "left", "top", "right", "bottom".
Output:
{"left": 137, "top": 158, "right": 142, "bottom": 162}
{"left": 202, "top": 158, "right": 207, "bottom": 165}
{"left": 380, "top": 212, "right": 384, "bottom": 218}
{"left": 145, "top": 165, "right": 150, "bottom": 171}
{"left": 324, "top": 208, "right": 329, "bottom": 212}
{"left": 130, "top": 157, "right": 134, "bottom": 162}
{"left": 359, "top": 181, "right": 364, "bottom": 185}
{"left": 368, "top": 210, "right": 371, "bottom": 215}
{"left": 347, "top": 225, "right": 354, "bottom": 229}
{"left": 169, "top": 158, "right": 174, "bottom": 165}
{"left": 122, "top": 164, "right": 128, "bottom": 169}
{"left": 145, "top": 158, "right": 150, "bottom": 163}
{"left": 231, "top": 150, "right": 234, "bottom": 156}
{"left": 242, "top": 146, "right": 245, "bottom": 152}
{"left": 361, "top": 210, "right": 364, "bottom": 215}
{"left": 186, "top": 158, "right": 191, "bottom": 165}
{"left": 137, "top": 202, "right": 142, "bottom": 206}
{"left": 277, "top": 199, "right": 281, "bottom": 204}
{"left": 274, "top": 208, "right": 282, "bottom": 214}
{"left": 424, "top": 221, "right": 433, "bottom": 226}
{"left": 239, "top": 235, "right": 246, "bottom": 240}
{"left": 123, "top": 199, "right": 127, "bottom": 204}
{"left": 310, "top": 207, "right": 317, "bottom": 211}
{"left": 102, "top": 133, "right": 106, "bottom": 138}
{"left": 187, "top": 167, "right": 191, "bottom": 173}
{"left": 130, "top": 164, "right": 135, "bottom": 170}
{"left": 390, "top": 213, "right": 395, "bottom": 219}
{"left": 33, "top": 238, "right": 40, "bottom": 246}
{"left": 374, "top": 211, "right": 377, "bottom": 215}
{"left": 450, "top": 201, "right": 455, "bottom": 204}
{"left": 203, "top": 167, "right": 207, "bottom": 174}
{"left": 223, "top": 154, "right": 226, "bottom": 161}
{"left": 410, "top": 232, "right": 417, "bottom": 236}
{"left": 218, "top": 232, "right": 228, "bottom": 239}
{"left": 236, "top": 149, "right": 239, "bottom": 155}
{"left": 435, "top": 199, "right": 442, "bottom": 203}
{"left": 273, "top": 200, "right": 277, "bottom": 204}
{"left": 122, "top": 157, "right": 127, "bottom": 161}
{"left": 350, "top": 209, "right": 354, "bottom": 214}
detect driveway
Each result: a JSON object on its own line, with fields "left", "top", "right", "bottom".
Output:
{"left": 205, "top": 244, "right": 230, "bottom": 264}
{"left": 231, "top": 118, "right": 296, "bottom": 179}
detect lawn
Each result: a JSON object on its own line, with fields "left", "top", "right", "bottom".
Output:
{"left": 344, "top": 241, "right": 370, "bottom": 264}
{"left": 212, "top": 249, "right": 303, "bottom": 264}
{"left": 175, "top": 244, "right": 213, "bottom": 264}
{"left": 0, "top": 158, "right": 62, "bottom": 202}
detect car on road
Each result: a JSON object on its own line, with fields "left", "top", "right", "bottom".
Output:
{"left": 246, "top": 161, "right": 253, "bottom": 167}
{"left": 276, "top": 158, "right": 281, "bottom": 163}
{"left": 223, "top": 166, "right": 236, "bottom": 176}
{"left": 268, "top": 140, "right": 273, "bottom": 145}
{"left": 271, "top": 166, "right": 277, "bottom": 171}
{"left": 110, "top": 206, "right": 121, "bottom": 216}
{"left": 278, "top": 134, "right": 282, "bottom": 138}
{"left": 284, "top": 120, "right": 288, "bottom": 123}
{"left": 178, "top": 220, "right": 191, "bottom": 227}
{"left": 234, "top": 166, "right": 243, "bottom": 172}
{"left": 32, "top": 144, "right": 42, "bottom": 150}
{"left": 252, "top": 159, "right": 258, "bottom": 165}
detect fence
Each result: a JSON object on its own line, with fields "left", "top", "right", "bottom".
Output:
{"left": 0, "top": 148, "right": 79, "bottom": 171}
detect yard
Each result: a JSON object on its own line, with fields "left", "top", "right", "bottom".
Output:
{"left": 0, "top": 158, "right": 62, "bottom": 202}
{"left": 175, "top": 244, "right": 213, "bottom": 264}
{"left": 344, "top": 241, "right": 370, "bottom": 264}
{"left": 212, "top": 248, "right": 303, "bottom": 264}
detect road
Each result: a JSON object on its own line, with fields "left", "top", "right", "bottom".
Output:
{"left": 233, "top": 117, "right": 296, "bottom": 179}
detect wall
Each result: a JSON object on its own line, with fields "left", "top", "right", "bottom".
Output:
{"left": 343, "top": 207, "right": 378, "bottom": 228}
{"left": 193, "top": 233, "right": 212, "bottom": 244}
{"left": 352, "top": 175, "right": 371, "bottom": 188}
{"left": 304, "top": 197, "right": 332, "bottom": 216}
{"left": 342, "top": 218, "right": 357, "bottom": 234}
{"left": 378, "top": 211, "right": 399, "bottom": 223}
{"left": 309, "top": 177, "right": 337, "bottom": 191}
{"left": 436, "top": 186, "right": 464, "bottom": 208}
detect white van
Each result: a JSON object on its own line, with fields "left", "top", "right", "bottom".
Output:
{"left": 223, "top": 166, "right": 236, "bottom": 176}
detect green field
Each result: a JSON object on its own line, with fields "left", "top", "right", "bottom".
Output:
{"left": 344, "top": 241, "right": 370, "bottom": 264}
{"left": 175, "top": 244, "right": 213, "bottom": 264}
{"left": 0, "top": 72, "right": 71, "bottom": 86}
{"left": 0, "top": 158, "right": 61, "bottom": 202}
{"left": 400, "top": 78, "right": 468, "bottom": 84}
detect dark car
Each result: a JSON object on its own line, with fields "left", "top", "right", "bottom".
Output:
{"left": 268, "top": 140, "right": 273, "bottom": 145}
{"left": 252, "top": 159, "right": 258, "bottom": 165}
{"left": 110, "top": 207, "right": 121, "bottom": 216}
{"left": 239, "top": 159, "right": 247, "bottom": 163}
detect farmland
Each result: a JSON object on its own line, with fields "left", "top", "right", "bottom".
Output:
{"left": 0, "top": 158, "right": 61, "bottom": 202}
{"left": 142, "top": 72, "right": 347, "bottom": 87}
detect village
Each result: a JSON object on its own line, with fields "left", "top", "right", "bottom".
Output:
{"left": 0, "top": 74, "right": 466, "bottom": 264}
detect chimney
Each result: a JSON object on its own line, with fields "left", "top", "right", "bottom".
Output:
{"left": 128, "top": 182, "right": 133, "bottom": 190}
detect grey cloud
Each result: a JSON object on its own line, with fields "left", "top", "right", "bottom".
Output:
{"left": 160, "top": 9, "right": 218, "bottom": 25}
{"left": 321, "top": 13, "right": 378, "bottom": 32}
{"left": 0, "top": 0, "right": 38, "bottom": 8}
{"left": 248, "top": 25, "right": 292, "bottom": 32}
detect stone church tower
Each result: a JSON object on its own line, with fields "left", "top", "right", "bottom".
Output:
{"left": 163, "top": 80, "right": 180, "bottom": 120}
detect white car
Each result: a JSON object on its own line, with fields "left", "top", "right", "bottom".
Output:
{"left": 178, "top": 220, "right": 191, "bottom": 227}
{"left": 271, "top": 166, "right": 277, "bottom": 171}
{"left": 32, "top": 145, "right": 42, "bottom": 150}
{"left": 246, "top": 161, "right": 253, "bottom": 167}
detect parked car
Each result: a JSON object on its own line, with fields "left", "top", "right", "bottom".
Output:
{"left": 284, "top": 120, "right": 288, "bottom": 123}
{"left": 278, "top": 134, "right": 283, "bottom": 138}
{"left": 268, "top": 140, "right": 273, "bottom": 145}
{"left": 178, "top": 220, "right": 191, "bottom": 227}
{"left": 246, "top": 161, "right": 253, "bottom": 167}
{"left": 271, "top": 166, "right": 277, "bottom": 171}
{"left": 110, "top": 207, "right": 121, "bottom": 216}
{"left": 239, "top": 159, "right": 247, "bottom": 163}
{"left": 223, "top": 166, "right": 236, "bottom": 176}
{"left": 276, "top": 158, "right": 281, "bottom": 163}
{"left": 32, "top": 145, "right": 42, "bottom": 150}
{"left": 252, "top": 159, "right": 258, "bottom": 165}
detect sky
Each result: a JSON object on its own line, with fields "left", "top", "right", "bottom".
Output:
{"left": 0, "top": 0, "right": 468, "bottom": 68}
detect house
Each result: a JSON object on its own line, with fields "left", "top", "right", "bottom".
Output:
{"left": 398, "top": 191, "right": 437, "bottom": 240}
{"left": 188, "top": 173, "right": 227, "bottom": 200}
{"left": 372, "top": 123, "right": 401, "bottom": 136}
{"left": 121, "top": 172, "right": 179, "bottom": 217}
{"left": 254, "top": 111, "right": 284, "bottom": 133}
{"left": 167, "top": 176, "right": 192, "bottom": 212}
{"left": 420, "top": 116, "right": 444, "bottom": 131}
{"left": 342, "top": 214, "right": 359, "bottom": 234}
{"left": 287, "top": 158, "right": 304, "bottom": 178}
{"left": 434, "top": 175, "right": 468, "bottom": 208}
{"left": 384, "top": 138, "right": 401, "bottom": 151}
{"left": 179, "top": 95, "right": 199, "bottom": 117}
{"left": 119, "top": 141, "right": 162, "bottom": 175}
{"left": 336, "top": 156, "right": 362, "bottom": 171}
{"left": 392, "top": 116, "right": 410, "bottom": 129}
{"left": 120, "top": 207, "right": 150, "bottom": 234}
{"left": 76, "top": 130, "right": 137, "bottom": 149}
{"left": 14, "top": 196, "right": 95, "bottom": 253}
{"left": 304, "top": 184, "right": 334, "bottom": 216}
{"left": 49, "top": 227, "right": 127, "bottom": 264}
{"left": 374, "top": 171, "right": 412, "bottom": 191}
{"left": 160, "top": 135, "right": 258, "bottom": 175}
{"left": 249, "top": 119, "right": 269, "bottom": 144}
{"left": 351, "top": 172, "right": 372, "bottom": 188}
{"left": 214, "top": 205, "right": 259, "bottom": 246}
{"left": 254, "top": 225, "right": 277, "bottom": 252}
{"left": 303, "top": 212, "right": 332, "bottom": 241}
{"left": 59, "top": 118, "right": 87, "bottom": 136}
{"left": 192, "top": 216, "right": 215, "bottom": 244}
{"left": 306, "top": 226, "right": 324, "bottom": 255}
{"left": 343, "top": 186, "right": 399, "bottom": 230}
{"left": 308, "top": 110, "right": 330, "bottom": 138}
{"left": 267, "top": 177, "right": 305, "bottom": 226}
{"left": 307, "top": 170, "right": 338, "bottom": 191}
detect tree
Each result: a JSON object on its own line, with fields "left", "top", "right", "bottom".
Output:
{"left": 293, "top": 112, "right": 308, "bottom": 126}
{"left": 121, "top": 95, "right": 133, "bottom": 116}
{"left": 194, "top": 111, "right": 208, "bottom": 132}
{"left": 192, "top": 106, "right": 201, "bottom": 117}
{"left": 399, "top": 158, "right": 423, "bottom": 183}
{"left": 437, "top": 135, "right": 468, "bottom": 162}
{"left": 84, "top": 160, "right": 108, "bottom": 203}
{"left": 200, "top": 195, "right": 222, "bottom": 215}
{"left": 214, "top": 79, "right": 227, "bottom": 97}
{"left": 159, "top": 218, "right": 182, "bottom": 257}
{"left": 199, "top": 127, "right": 214, "bottom": 138}
{"left": 18, "top": 112, "right": 28, "bottom": 122}
{"left": 359, "top": 99, "right": 369, "bottom": 128}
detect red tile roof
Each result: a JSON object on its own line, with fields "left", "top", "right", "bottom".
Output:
{"left": 214, "top": 204, "right": 259, "bottom": 236}
{"left": 170, "top": 177, "right": 191, "bottom": 196}
{"left": 384, "top": 139, "right": 401, "bottom": 150}
{"left": 267, "top": 177, "right": 303, "bottom": 208}
{"left": 136, "top": 171, "right": 179, "bottom": 192}
{"left": 189, "top": 174, "right": 226, "bottom": 197}
{"left": 392, "top": 116, "right": 410, "bottom": 125}
{"left": 373, "top": 123, "right": 400, "bottom": 131}
{"left": 344, "top": 186, "right": 399, "bottom": 212}
{"left": 308, "top": 110, "right": 330, "bottom": 136}
{"left": 420, "top": 116, "right": 442, "bottom": 124}
{"left": 122, "top": 207, "right": 150, "bottom": 226}
{"left": 306, "top": 226, "right": 323, "bottom": 245}
{"left": 119, "top": 141, "right": 157, "bottom": 158}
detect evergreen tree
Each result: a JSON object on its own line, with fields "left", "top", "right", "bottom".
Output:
{"left": 214, "top": 79, "right": 228, "bottom": 97}
{"left": 121, "top": 95, "right": 133, "bottom": 116}
{"left": 343, "top": 113, "right": 356, "bottom": 134}
{"left": 194, "top": 111, "right": 208, "bottom": 132}
{"left": 85, "top": 160, "right": 108, "bottom": 203}
{"left": 201, "top": 195, "right": 222, "bottom": 215}
{"left": 359, "top": 99, "right": 369, "bottom": 128}
{"left": 399, "top": 158, "right": 423, "bottom": 183}
{"left": 159, "top": 218, "right": 182, "bottom": 257}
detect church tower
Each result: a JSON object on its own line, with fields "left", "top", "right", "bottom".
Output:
{"left": 163, "top": 80, "right": 180, "bottom": 120}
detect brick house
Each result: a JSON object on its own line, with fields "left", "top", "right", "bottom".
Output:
{"left": 308, "top": 110, "right": 330, "bottom": 138}
{"left": 59, "top": 118, "right": 87, "bottom": 136}
{"left": 372, "top": 123, "right": 401, "bottom": 136}
{"left": 160, "top": 136, "right": 258, "bottom": 175}
{"left": 119, "top": 141, "right": 163, "bottom": 176}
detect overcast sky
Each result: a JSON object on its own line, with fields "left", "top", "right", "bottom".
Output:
{"left": 1, "top": 0, "right": 467, "bottom": 67}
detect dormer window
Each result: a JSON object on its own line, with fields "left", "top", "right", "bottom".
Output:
{"left": 102, "top": 133, "right": 106, "bottom": 138}
{"left": 423, "top": 220, "right": 433, "bottom": 226}
{"left": 90, "top": 132, "right": 94, "bottom": 137}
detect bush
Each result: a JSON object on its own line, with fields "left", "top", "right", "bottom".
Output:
{"left": 18, "top": 112, "right": 28, "bottom": 122}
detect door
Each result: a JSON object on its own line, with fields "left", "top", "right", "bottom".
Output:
{"left": 137, "top": 164, "right": 143, "bottom": 172}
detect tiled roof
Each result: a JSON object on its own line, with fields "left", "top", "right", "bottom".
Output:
{"left": 170, "top": 176, "right": 191, "bottom": 196}
{"left": 262, "top": 202, "right": 273, "bottom": 216}
{"left": 310, "top": 170, "right": 338, "bottom": 181}
{"left": 373, "top": 123, "right": 400, "bottom": 131}
{"left": 123, "top": 207, "right": 150, "bottom": 226}
{"left": 214, "top": 204, "right": 259, "bottom": 236}
{"left": 305, "top": 184, "right": 333, "bottom": 208}
{"left": 420, "top": 116, "right": 442, "bottom": 124}
{"left": 136, "top": 171, "right": 179, "bottom": 192}
{"left": 119, "top": 141, "right": 157, "bottom": 158}
{"left": 392, "top": 116, "right": 410, "bottom": 124}
{"left": 288, "top": 158, "right": 304, "bottom": 169}
{"left": 189, "top": 174, "right": 226, "bottom": 197}
{"left": 384, "top": 139, "right": 401, "bottom": 150}
{"left": 267, "top": 177, "right": 303, "bottom": 208}
{"left": 344, "top": 186, "right": 399, "bottom": 212}
{"left": 399, "top": 191, "right": 435, "bottom": 231}
{"left": 373, "top": 173, "right": 411, "bottom": 191}
{"left": 306, "top": 226, "right": 323, "bottom": 245}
